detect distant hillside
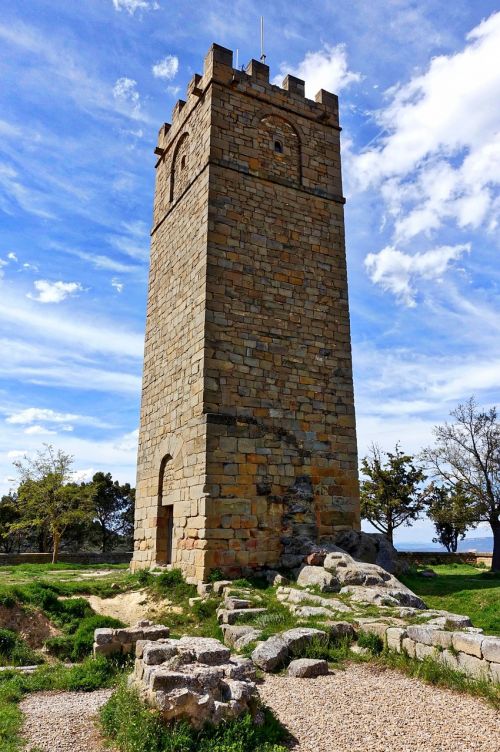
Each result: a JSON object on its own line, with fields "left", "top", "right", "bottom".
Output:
{"left": 396, "top": 536, "right": 493, "bottom": 553}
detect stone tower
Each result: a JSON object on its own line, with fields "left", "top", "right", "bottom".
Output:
{"left": 131, "top": 44, "right": 360, "bottom": 581}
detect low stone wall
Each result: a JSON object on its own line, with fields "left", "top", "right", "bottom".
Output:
{"left": 363, "top": 622, "right": 500, "bottom": 684}
{"left": 0, "top": 552, "right": 132, "bottom": 566}
{"left": 399, "top": 551, "right": 492, "bottom": 568}
{"left": 93, "top": 620, "right": 170, "bottom": 657}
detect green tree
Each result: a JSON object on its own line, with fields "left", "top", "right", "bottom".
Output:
{"left": 360, "top": 443, "right": 428, "bottom": 544}
{"left": 421, "top": 398, "right": 500, "bottom": 571}
{"left": 427, "top": 483, "right": 477, "bottom": 553}
{"left": 0, "top": 493, "right": 22, "bottom": 553}
{"left": 89, "top": 472, "right": 135, "bottom": 552}
{"left": 13, "top": 445, "right": 93, "bottom": 563}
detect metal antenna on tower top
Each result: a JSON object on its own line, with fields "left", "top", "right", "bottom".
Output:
{"left": 260, "top": 16, "right": 266, "bottom": 63}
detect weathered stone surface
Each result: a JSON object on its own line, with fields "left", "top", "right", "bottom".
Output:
{"left": 277, "top": 586, "right": 351, "bottom": 611}
{"left": 427, "top": 613, "right": 472, "bottom": 629}
{"left": 407, "top": 625, "right": 441, "bottom": 646}
{"left": 324, "top": 621, "right": 356, "bottom": 641}
{"left": 452, "top": 632, "right": 484, "bottom": 658}
{"left": 415, "top": 642, "right": 436, "bottom": 661}
{"left": 130, "top": 635, "right": 257, "bottom": 728}
{"left": 481, "top": 637, "right": 500, "bottom": 663}
{"left": 360, "top": 622, "right": 389, "bottom": 640}
{"left": 438, "top": 649, "right": 459, "bottom": 671}
{"left": 457, "top": 652, "right": 489, "bottom": 680}
{"left": 251, "top": 628, "right": 327, "bottom": 672}
{"left": 290, "top": 606, "right": 334, "bottom": 618}
{"left": 297, "top": 566, "right": 339, "bottom": 592}
{"left": 341, "top": 585, "right": 426, "bottom": 609}
{"left": 402, "top": 637, "right": 416, "bottom": 658}
{"left": 251, "top": 635, "right": 289, "bottom": 672}
{"left": 178, "top": 636, "right": 231, "bottom": 665}
{"left": 217, "top": 607, "right": 267, "bottom": 625}
{"left": 212, "top": 581, "right": 232, "bottom": 596}
{"left": 331, "top": 530, "right": 405, "bottom": 575}
{"left": 489, "top": 662, "right": 500, "bottom": 684}
{"left": 93, "top": 622, "right": 170, "bottom": 657}
{"left": 386, "top": 627, "right": 406, "bottom": 652}
{"left": 222, "top": 625, "right": 262, "bottom": 650}
{"left": 143, "top": 642, "right": 180, "bottom": 666}
{"left": 224, "top": 598, "right": 252, "bottom": 610}
{"left": 94, "top": 628, "right": 114, "bottom": 646}
{"left": 288, "top": 658, "right": 329, "bottom": 677}
{"left": 197, "top": 583, "right": 213, "bottom": 597}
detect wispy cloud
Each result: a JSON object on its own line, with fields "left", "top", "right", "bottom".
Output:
{"left": 112, "top": 0, "right": 160, "bottom": 15}
{"left": 5, "top": 407, "right": 107, "bottom": 428}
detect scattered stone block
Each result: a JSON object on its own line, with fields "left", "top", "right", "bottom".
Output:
{"left": 414, "top": 642, "right": 436, "bottom": 661}
{"left": 212, "top": 580, "right": 232, "bottom": 596}
{"left": 489, "top": 662, "right": 500, "bottom": 684}
{"left": 402, "top": 637, "right": 416, "bottom": 658}
{"left": 251, "top": 627, "right": 327, "bottom": 672}
{"left": 288, "top": 658, "right": 329, "bottom": 677}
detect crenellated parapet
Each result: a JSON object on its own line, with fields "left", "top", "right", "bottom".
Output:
{"left": 154, "top": 43, "right": 340, "bottom": 159}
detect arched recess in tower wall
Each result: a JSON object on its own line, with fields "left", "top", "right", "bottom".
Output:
{"left": 169, "top": 132, "right": 190, "bottom": 203}
{"left": 257, "top": 115, "right": 301, "bottom": 185}
{"left": 156, "top": 454, "right": 174, "bottom": 564}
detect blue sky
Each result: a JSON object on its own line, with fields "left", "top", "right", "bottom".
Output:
{"left": 1, "top": 0, "right": 499, "bottom": 545}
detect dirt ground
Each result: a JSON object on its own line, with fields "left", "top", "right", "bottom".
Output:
{"left": 0, "top": 604, "right": 61, "bottom": 648}
{"left": 86, "top": 588, "right": 176, "bottom": 625}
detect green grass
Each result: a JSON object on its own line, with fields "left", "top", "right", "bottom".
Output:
{"left": 0, "top": 655, "right": 125, "bottom": 751}
{"left": 400, "top": 564, "right": 500, "bottom": 633}
{"left": 0, "top": 628, "right": 43, "bottom": 668}
{"left": 100, "top": 680, "right": 287, "bottom": 752}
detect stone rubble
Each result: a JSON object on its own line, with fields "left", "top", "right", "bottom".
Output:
{"left": 130, "top": 636, "right": 258, "bottom": 728}
{"left": 93, "top": 619, "right": 170, "bottom": 657}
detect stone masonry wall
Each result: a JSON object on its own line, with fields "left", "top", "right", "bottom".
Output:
{"left": 132, "top": 44, "right": 359, "bottom": 580}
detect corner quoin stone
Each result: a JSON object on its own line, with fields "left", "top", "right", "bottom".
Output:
{"left": 131, "top": 42, "right": 360, "bottom": 581}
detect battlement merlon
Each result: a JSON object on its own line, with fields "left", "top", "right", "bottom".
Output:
{"left": 154, "top": 42, "right": 340, "bottom": 156}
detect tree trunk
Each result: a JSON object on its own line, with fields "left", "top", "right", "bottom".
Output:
{"left": 491, "top": 520, "right": 500, "bottom": 573}
{"left": 52, "top": 532, "right": 61, "bottom": 564}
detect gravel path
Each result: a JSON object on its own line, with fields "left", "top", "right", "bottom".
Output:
{"left": 20, "top": 689, "right": 113, "bottom": 752}
{"left": 259, "top": 663, "right": 500, "bottom": 752}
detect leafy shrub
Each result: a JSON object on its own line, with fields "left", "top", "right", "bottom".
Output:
{"left": 153, "top": 569, "right": 197, "bottom": 604}
{"left": 44, "top": 635, "right": 75, "bottom": 660}
{"left": 71, "top": 615, "right": 124, "bottom": 660}
{"left": 192, "top": 598, "right": 218, "bottom": 621}
{"left": 357, "top": 630, "right": 384, "bottom": 655}
{"left": 100, "top": 682, "right": 287, "bottom": 752}
{"left": 207, "top": 568, "right": 224, "bottom": 583}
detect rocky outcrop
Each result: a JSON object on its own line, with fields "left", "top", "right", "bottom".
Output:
{"left": 130, "top": 636, "right": 258, "bottom": 728}
{"left": 331, "top": 530, "right": 405, "bottom": 575}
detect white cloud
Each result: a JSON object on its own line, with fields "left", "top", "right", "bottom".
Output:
{"left": 71, "top": 467, "right": 95, "bottom": 483}
{"left": 111, "top": 278, "right": 124, "bottom": 293}
{"left": 364, "top": 243, "right": 470, "bottom": 306}
{"left": 7, "top": 252, "right": 17, "bottom": 261}
{"left": 112, "top": 0, "right": 159, "bottom": 14}
{"left": 24, "top": 425, "right": 56, "bottom": 435}
{"left": 27, "top": 279, "right": 83, "bottom": 304}
{"left": 7, "top": 450, "right": 26, "bottom": 459}
{"left": 274, "top": 43, "right": 362, "bottom": 99}
{"left": 152, "top": 55, "right": 179, "bottom": 81}
{"left": 113, "top": 77, "right": 141, "bottom": 118}
{"left": 113, "top": 428, "right": 138, "bottom": 452}
{"left": 350, "top": 11, "right": 500, "bottom": 244}
{"left": 5, "top": 407, "right": 106, "bottom": 428}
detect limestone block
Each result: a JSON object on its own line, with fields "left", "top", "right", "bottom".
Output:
{"left": 94, "top": 628, "right": 114, "bottom": 646}
{"left": 414, "top": 642, "right": 436, "bottom": 661}
{"left": 402, "top": 638, "right": 416, "bottom": 658}
{"left": 481, "top": 637, "right": 500, "bottom": 663}
{"left": 407, "top": 625, "right": 440, "bottom": 646}
{"left": 287, "top": 658, "right": 329, "bottom": 678}
{"left": 386, "top": 627, "right": 407, "bottom": 653}
{"left": 457, "top": 652, "right": 489, "bottom": 680}
{"left": 452, "top": 632, "right": 484, "bottom": 658}
{"left": 438, "top": 649, "right": 459, "bottom": 671}
{"left": 296, "top": 566, "right": 340, "bottom": 592}
{"left": 360, "top": 622, "right": 389, "bottom": 640}
{"left": 489, "top": 662, "right": 500, "bottom": 684}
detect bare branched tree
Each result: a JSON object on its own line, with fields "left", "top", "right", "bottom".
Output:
{"left": 421, "top": 398, "right": 500, "bottom": 571}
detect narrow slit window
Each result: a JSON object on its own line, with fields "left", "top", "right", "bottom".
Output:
{"left": 274, "top": 140, "right": 283, "bottom": 153}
